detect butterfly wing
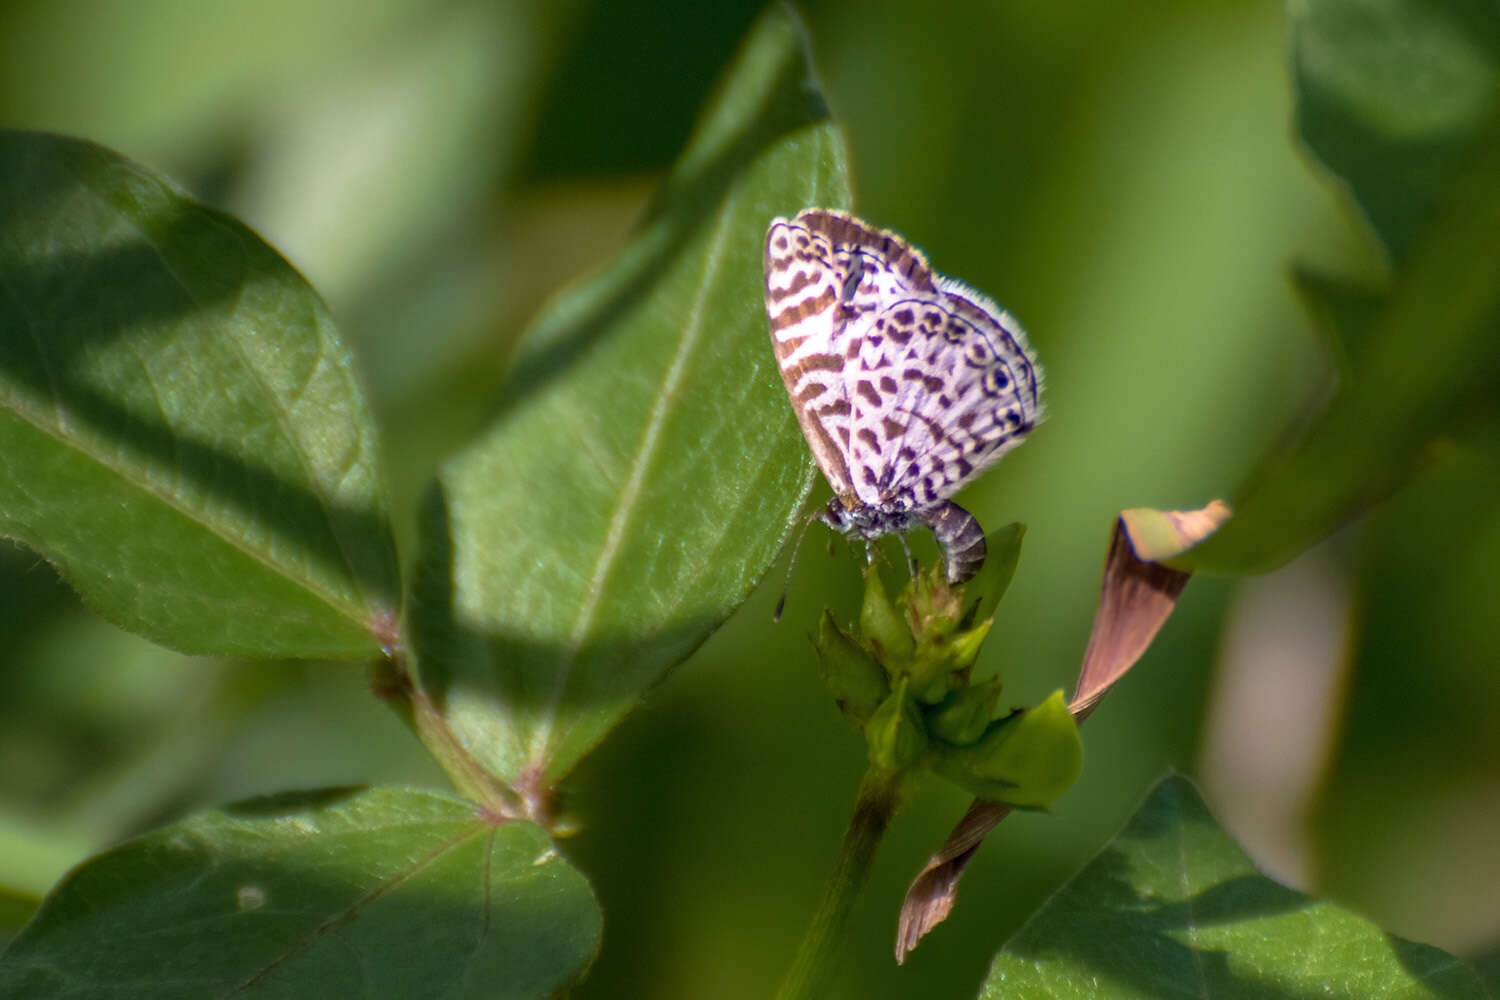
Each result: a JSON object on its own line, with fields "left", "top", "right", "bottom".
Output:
{"left": 766, "top": 208, "right": 1043, "bottom": 515}
{"left": 848, "top": 281, "right": 1042, "bottom": 513}
{"left": 783, "top": 211, "right": 941, "bottom": 508}
{"left": 764, "top": 214, "right": 859, "bottom": 496}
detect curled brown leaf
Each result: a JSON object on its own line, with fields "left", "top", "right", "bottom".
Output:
{"left": 895, "top": 499, "right": 1229, "bottom": 962}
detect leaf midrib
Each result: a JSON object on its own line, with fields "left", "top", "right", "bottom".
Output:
{"left": 105, "top": 172, "right": 383, "bottom": 631}
{"left": 224, "top": 819, "right": 493, "bottom": 998}
{"left": 526, "top": 189, "right": 742, "bottom": 769}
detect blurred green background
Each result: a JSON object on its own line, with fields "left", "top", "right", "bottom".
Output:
{"left": 2, "top": 0, "right": 1496, "bottom": 997}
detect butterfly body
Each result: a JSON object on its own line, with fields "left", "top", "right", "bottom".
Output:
{"left": 763, "top": 208, "right": 1042, "bottom": 584}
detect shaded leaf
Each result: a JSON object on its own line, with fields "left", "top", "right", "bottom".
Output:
{"left": 1186, "top": 109, "right": 1500, "bottom": 574}
{"left": 0, "top": 886, "right": 38, "bottom": 942}
{"left": 980, "top": 775, "right": 1489, "bottom": 998}
{"left": 0, "top": 131, "right": 399, "bottom": 659}
{"left": 1181, "top": 5, "right": 1500, "bottom": 578}
{"left": 0, "top": 787, "right": 601, "bottom": 999}
{"left": 1309, "top": 451, "right": 1500, "bottom": 953}
{"left": 410, "top": 4, "right": 851, "bottom": 791}
{"left": 1291, "top": 266, "right": 1389, "bottom": 379}
{"left": 1292, "top": 0, "right": 1500, "bottom": 261}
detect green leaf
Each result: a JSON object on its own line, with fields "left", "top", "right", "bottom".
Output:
{"left": 859, "top": 561, "right": 914, "bottom": 665}
{"left": 960, "top": 522, "right": 1024, "bottom": 629}
{"left": 935, "top": 689, "right": 1080, "bottom": 807}
{"left": 1185, "top": 110, "right": 1500, "bottom": 575}
{"left": 981, "top": 775, "right": 1489, "bottom": 998}
{"left": 866, "top": 676, "right": 927, "bottom": 772}
{"left": 1291, "top": 266, "right": 1390, "bottom": 378}
{"left": 0, "top": 131, "right": 399, "bottom": 659}
{"left": 1292, "top": 0, "right": 1500, "bottom": 260}
{"left": 411, "top": 5, "right": 851, "bottom": 786}
{"left": 0, "top": 811, "right": 90, "bottom": 903}
{"left": 927, "top": 676, "right": 1003, "bottom": 747}
{"left": 1308, "top": 452, "right": 1500, "bottom": 949}
{"left": 0, "top": 886, "right": 39, "bottom": 942}
{"left": 0, "top": 787, "right": 601, "bottom": 999}
{"left": 1186, "top": 4, "right": 1500, "bottom": 576}
{"left": 813, "top": 608, "right": 889, "bottom": 728}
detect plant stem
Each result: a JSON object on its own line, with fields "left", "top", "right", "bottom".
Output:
{"left": 371, "top": 653, "right": 525, "bottom": 820}
{"left": 775, "top": 765, "right": 905, "bottom": 1000}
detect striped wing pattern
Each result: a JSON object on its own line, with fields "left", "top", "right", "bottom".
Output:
{"left": 763, "top": 208, "right": 1042, "bottom": 521}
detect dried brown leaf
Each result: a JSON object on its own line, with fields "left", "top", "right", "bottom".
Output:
{"left": 1070, "top": 499, "right": 1230, "bottom": 718}
{"left": 894, "top": 500, "right": 1229, "bottom": 962}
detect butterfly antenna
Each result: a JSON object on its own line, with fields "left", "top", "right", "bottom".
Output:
{"left": 773, "top": 517, "right": 816, "bottom": 623}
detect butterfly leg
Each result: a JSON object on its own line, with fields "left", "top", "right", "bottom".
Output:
{"left": 896, "top": 532, "right": 917, "bottom": 579}
{"left": 922, "top": 501, "right": 986, "bottom": 584}
{"left": 772, "top": 515, "right": 820, "bottom": 623}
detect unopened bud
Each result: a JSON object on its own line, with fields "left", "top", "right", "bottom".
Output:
{"left": 933, "top": 689, "right": 1081, "bottom": 807}
{"left": 813, "top": 609, "right": 890, "bottom": 726}
{"left": 928, "top": 676, "right": 1004, "bottom": 746}
{"left": 866, "top": 676, "right": 928, "bottom": 771}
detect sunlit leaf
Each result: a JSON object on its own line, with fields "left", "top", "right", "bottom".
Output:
{"left": 0, "top": 787, "right": 601, "bottom": 999}
{"left": 0, "top": 131, "right": 399, "bottom": 659}
{"left": 980, "top": 775, "right": 1489, "bottom": 997}
{"left": 411, "top": 5, "right": 851, "bottom": 789}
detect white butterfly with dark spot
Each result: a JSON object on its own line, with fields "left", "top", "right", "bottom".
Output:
{"left": 764, "top": 208, "right": 1043, "bottom": 584}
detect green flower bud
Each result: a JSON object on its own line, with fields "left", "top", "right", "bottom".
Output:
{"left": 813, "top": 609, "right": 890, "bottom": 726}
{"left": 927, "top": 676, "right": 1004, "bottom": 746}
{"left": 933, "top": 689, "right": 1081, "bottom": 807}
{"left": 902, "top": 609, "right": 992, "bottom": 705}
{"left": 905, "top": 562, "right": 961, "bottom": 642}
{"left": 865, "top": 676, "right": 928, "bottom": 771}
{"left": 860, "top": 562, "right": 914, "bottom": 663}
{"left": 941, "top": 617, "right": 993, "bottom": 676}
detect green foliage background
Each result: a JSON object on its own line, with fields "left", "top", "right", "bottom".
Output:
{"left": 1, "top": 1, "right": 1497, "bottom": 998}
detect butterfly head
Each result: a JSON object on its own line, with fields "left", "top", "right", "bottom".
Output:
{"left": 817, "top": 495, "right": 919, "bottom": 542}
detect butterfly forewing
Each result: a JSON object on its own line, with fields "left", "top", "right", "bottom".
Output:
{"left": 764, "top": 216, "right": 857, "bottom": 496}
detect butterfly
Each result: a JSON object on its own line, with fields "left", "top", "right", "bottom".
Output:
{"left": 763, "top": 208, "right": 1043, "bottom": 585}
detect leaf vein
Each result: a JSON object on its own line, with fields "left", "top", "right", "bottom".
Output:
{"left": 529, "top": 188, "right": 741, "bottom": 767}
